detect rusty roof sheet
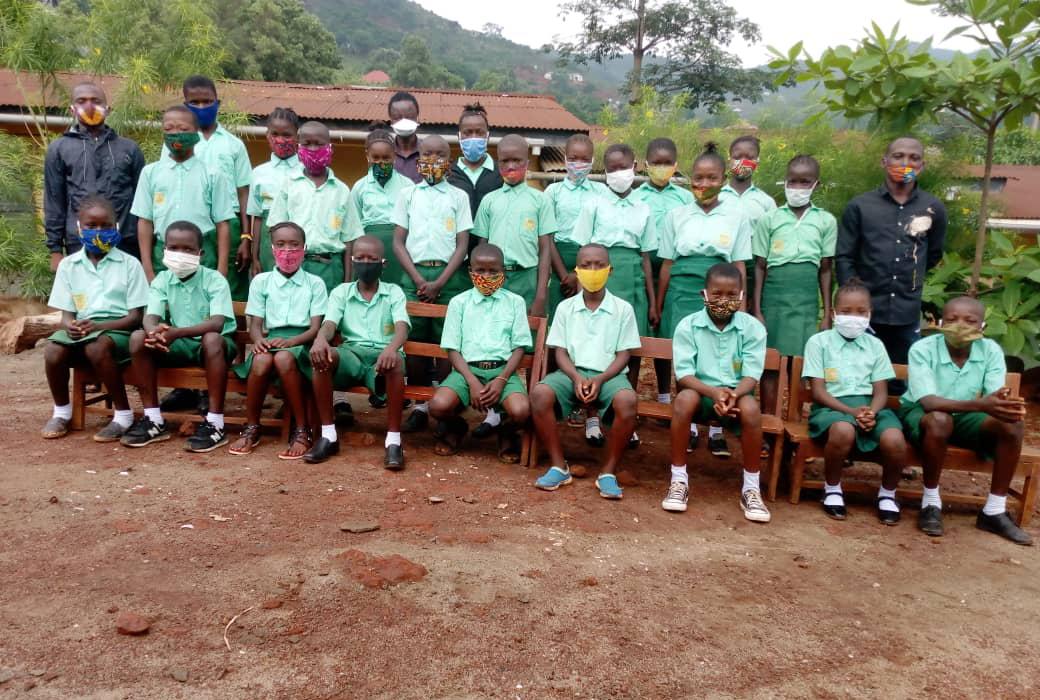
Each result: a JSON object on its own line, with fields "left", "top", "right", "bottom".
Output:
{"left": 966, "top": 164, "right": 1040, "bottom": 220}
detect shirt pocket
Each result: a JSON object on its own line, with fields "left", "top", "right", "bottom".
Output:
{"left": 825, "top": 367, "right": 839, "bottom": 383}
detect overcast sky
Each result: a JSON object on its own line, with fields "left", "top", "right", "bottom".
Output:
{"left": 414, "top": 0, "right": 978, "bottom": 66}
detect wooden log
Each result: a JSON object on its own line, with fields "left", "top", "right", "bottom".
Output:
{"left": 0, "top": 311, "right": 61, "bottom": 354}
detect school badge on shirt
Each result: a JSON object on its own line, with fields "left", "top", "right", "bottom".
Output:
{"left": 445, "top": 217, "right": 455, "bottom": 233}
{"left": 825, "top": 367, "right": 839, "bottom": 383}
{"left": 154, "top": 192, "right": 166, "bottom": 206}
{"left": 72, "top": 293, "right": 87, "bottom": 311}
{"left": 719, "top": 233, "right": 731, "bottom": 247}
{"left": 524, "top": 217, "right": 536, "bottom": 232}
{"left": 772, "top": 239, "right": 784, "bottom": 253}
{"left": 732, "top": 358, "right": 743, "bottom": 373}
{"left": 331, "top": 215, "right": 343, "bottom": 230}
{"left": 383, "top": 322, "right": 394, "bottom": 336}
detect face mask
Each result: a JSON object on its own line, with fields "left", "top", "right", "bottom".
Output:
{"left": 353, "top": 260, "right": 383, "bottom": 284}
{"left": 470, "top": 270, "right": 505, "bottom": 296}
{"left": 730, "top": 158, "right": 758, "bottom": 181}
{"left": 391, "top": 119, "right": 419, "bottom": 137}
{"left": 886, "top": 162, "right": 919, "bottom": 184}
{"left": 273, "top": 247, "right": 305, "bottom": 275}
{"left": 78, "top": 224, "right": 121, "bottom": 256}
{"left": 703, "top": 292, "right": 742, "bottom": 323}
{"left": 418, "top": 157, "right": 449, "bottom": 186}
{"left": 268, "top": 134, "right": 298, "bottom": 160}
{"left": 370, "top": 161, "right": 394, "bottom": 186}
{"left": 565, "top": 160, "right": 593, "bottom": 183}
{"left": 605, "top": 167, "right": 635, "bottom": 194}
{"left": 459, "top": 136, "right": 488, "bottom": 162}
{"left": 164, "top": 131, "right": 200, "bottom": 156}
{"left": 692, "top": 184, "right": 722, "bottom": 204}
{"left": 833, "top": 314, "right": 870, "bottom": 340}
{"left": 299, "top": 144, "right": 333, "bottom": 175}
{"left": 72, "top": 103, "right": 106, "bottom": 127}
{"left": 575, "top": 266, "right": 611, "bottom": 293}
{"left": 646, "top": 164, "right": 676, "bottom": 187}
{"left": 785, "top": 183, "right": 816, "bottom": 208}
{"left": 500, "top": 163, "right": 528, "bottom": 186}
{"left": 185, "top": 100, "right": 219, "bottom": 128}
{"left": 939, "top": 320, "right": 984, "bottom": 349}
{"left": 162, "top": 250, "right": 201, "bottom": 279}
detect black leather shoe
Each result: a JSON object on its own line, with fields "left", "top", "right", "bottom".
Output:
{"left": 822, "top": 499, "right": 847, "bottom": 520}
{"left": 472, "top": 420, "right": 498, "bottom": 440}
{"left": 384, "top": 444, "right": 405, "bottom": 470}
{"left": 876, "top": 497, "right": 901, "bottom": 526}
{"left": 976, "top": 511, "right": 1033, "bottom": 545}
{"left": 686, "top": 432, "right": 699, "bottom": 453}
{"left": 918, "top": 505, "right": 944, "bottom": 536}
{"left": 303, "top": 437, "right": 339, "bottom": 464}
{"left": 160, "top": 387, "right": 200, "bottom": 412}
{"left": 334, "top": 401, "right": 355, "bottom": 426}
{"left": 401, "top": 408, "right": 429, "bottom": 433}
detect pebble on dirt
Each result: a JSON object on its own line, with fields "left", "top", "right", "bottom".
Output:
{"left": 339, "top": 522, "right": 380, "bottom": 533}
{"left": 115, "top": 611, "right": 150, "bottom": 635}
{"left": 171, "top": 668, "right": 189, "bottom": 683}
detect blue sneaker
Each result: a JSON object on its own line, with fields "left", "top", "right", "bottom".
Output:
{"left": 596, "top": 473, "right": 623, "bottom": 499}
{"left": 535, "top": 466, "right": 572, "bottom": 491}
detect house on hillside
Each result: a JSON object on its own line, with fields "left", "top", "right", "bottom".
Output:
{"left": 360, "top": 70, "right": 391, "bottom": 86}
{"left": 965, "top": 164, "right": 1040, "bottom": 232}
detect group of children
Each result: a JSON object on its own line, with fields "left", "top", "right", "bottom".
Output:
{"left": 39, "top": 76, "right": 1032, "bottom": 545}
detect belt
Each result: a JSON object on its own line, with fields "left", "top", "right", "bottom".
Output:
{"left": 503, "top": 264, "right": 528, "bottom": 272}
{"left": 416, "top": 260, "right": 447, "bottom": 268}
{"left": 469, "top": 360, "right": 506, "bottom": 370}
{"left": 305, "top": 253, "right": 332, "bottom": 262}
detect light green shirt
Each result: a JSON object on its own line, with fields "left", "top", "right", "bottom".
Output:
{"left": 130, "top": 156, "right": 235, "bottom": 239}
{"left": 165, "top": 124, "right": 252, "bottom": 213}
{"left": 246, "top": 154, "right": 301, "bottom": 218}
{"left": 457, "top": 155, "right": 494, "bottom": 186}
{"left": 901, "top": 334, "right": 1006, "bottom": 406}
{"left": 472, "top": 182, "right": 558, "bottom": 268}
{"left": 146, "top": 266, "right": 236, "bottom": 336}
{"left": 391, "top": 179, "right": 473, "bottom": 264}
{"left": 752, "top": 205, "right": 837, "bottom": 268}
{"left": 245, "top": 269, "right": 328, "bottom": 331}
{"left": 346, "top": 170, "right": 415, "bottom": 240}
{"left": 571, "top": 194, "right": 658, "bottom": 252}
{"left": 441, "top": 287, "right": 532, "bottom": 363}
{"left": 632, "top": 181, "right": 694, "bottom": 232}
{"left": 720, "top": 183, "right": 777, "bottom": 225}
{"left": 672, "top": 309, "right": 766, "bottom": 387}
{"left": 658, "top": 198, "right": 753, "bottom": 262}
{"left": 48, "top": 248, "right": 149, "bottom": 320}
{"left": 544, "top": 177, "right": 610, "bottom": 244}
{"left": 267, "top": 168, "right": 352, "bottom": 254}
{"left": 547, "top": 290, "right": 641, "bottom": 373}
{"left": 324, "top": 280, "right": 410, "bottom": 349}
{"left": 802, "top": 329, "right": 894, "bottom": 398}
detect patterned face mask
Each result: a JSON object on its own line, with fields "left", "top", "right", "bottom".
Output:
{"left": 470, "top": 270, "right": 505, "bottom": 296}
{"left": 703, "top": 293, "right": 742, "bottom": 323}
{"left": 73, "top": 103, "right": 106, "bottom": 127}
{"left": 692, "top": 184, "right": 723, "bottom": 204}
{"left": 886, "top": 162, "right": 919, "bottom": 184}
{"left": 164, "top": 131, "right": 200, "bottom": 155}
{"left": 418, "top": 157, "right": 449, "bottom": 185}
{"left": 77, "top": 224, "right": 121, "bottom": 255}
{"left": 729, "top": 158, "right": 758, "bottom": 181}
{"left": 268, "top": 134, "right": 298, "bottom": 159}
{"left": 371, "top": 161, "right": 395, "bottom": 185}
{"left": 939, "top": 320, "right": 984, "bottom": 349}
{"left": 299, "top": 144, "right": 333, "bottom": 175}
{"left": 646, "top": 164, "right": 676, "bottom": 187}
{"left": 565, "top": 160, "right": 593, "bottom": 183}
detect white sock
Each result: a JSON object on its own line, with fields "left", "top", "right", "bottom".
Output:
{"left": 113, "top": 409, "right": 134, "bottom": 428}
{"left": 709, "top": 425, "right": 723, "bottom": 439}
{"left": 824, "top": 482, "right": 844, "bottom": 507}
{"left": 657, "top": 393, "right": 671, "bottom": 404}
{"left": 878, "top": 486, "right": 899, "bottom": 512}
{"left": 206, "top": 412, "right": 225, "bottom": 430}
{"left": 982, "top": 492, "right": 1007, "bottom": 516}
{"left": 320, "top": 424, "right": 337, "bottom": 442}
{"left": 52, "top": 403, "right": 72, "bottom": 420}
{"left": 742, "top": 470, "right": 760, "bottom": 493}
{"left": 482, "top": 408, "right": 501, "bottom": 427}
{"left": 413, "top": 402, "right": 429, "bottom": 414}
{"left": 922, "top": 486, "right": 942, "bottom": 509}
{"left": 670, "top": 465, "right": 688, "bottom": 484}
{"left": 690, "top": 424, "right": 699, "bottom": 436}
{"left": 144, "top": 407, "right": 164, "bottom": 426}
{"left": 585, "top": 416, "right": 602, "bottom": 439}
{"left": 385, "top": 431, "right": 402, "bottom": 447}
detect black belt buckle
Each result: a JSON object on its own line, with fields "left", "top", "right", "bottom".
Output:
{"left": 503, "top": 264, "right": 525, "bottom": 272}
{"left": 417, "top": 260, "right": 446, "bottom": 268}
{"left": 470, "top": 360, "right": 504, "bottom": 370}
{"left": 305, "top": 253, "right": 331, "bottom": 263}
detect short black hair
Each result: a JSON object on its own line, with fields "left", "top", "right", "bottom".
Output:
{"left": 459, "top": 102, "right": 489, "bottom": 128}
{"left": 705, "top": 262, "right": 742, "bottom": 287}
{"left": 267, "top": 106, "right": 300, "bottom": 131}
{"left": 788, "top": 154, "right": 820, "bottom": 179}
{"left": 268, "top": 221, "right": 306, "bottom": 244}
{"left": 388, "top": 91, "right": 419, "bottom": 114}
{"left": 578, "top": 242, "right": 610, "bottom": 260}
{"left": 164, "top": 104, "right": 199, "bottom": 128}
{"left": 693, "top": 141, "right": 725, "bottom": 171}
{"left": 365, "top": 127, "right": 395, "bottom": 149}
{"left": 76, "top": 193, "right": 116, "bottom": 221}
{"left": 604, "top": 143, "right": 635, "bottom": 162}
{"left": 565, "top": 133, "right": 594, "bottom": 152}
{"left": 729, "top": 135, "right": 761, "bottom": 155}
{"left": 164, "top": 220, "right": 204, "bottom": 249}
{"left": 834, "top": 276, "right": 871, "bottom": 306}
{"left": 182, "top": 75, "right": 217, "bottom": 96}
{"left": 646, "top": 137, "right": 678, "bottom": 160}
{"left": 471, "top": 242, "right": 504, "bottom": 265}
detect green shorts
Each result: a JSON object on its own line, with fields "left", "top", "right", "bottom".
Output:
{"left": 233, "top": 326, "right": 310, "bottom": 380}
{"left": 504, "top": 266, "right": 538, "bottom": 310}
{"left": 897, "top": 401, "right": 995, "bottom": 458}
{"left": 303, "top": 252, "right": 345, "bottom": 294}
{"left": 49, "top": 327, "right": 133, "bottom": 365}
{"left": 539, "top": 368, "right": 634, "bottom": 423}
{"left": 809, "top": 395, "right": 903, "bottom": 453}
{"left": 400, "top": 265, "right": 468, "bottom": 342}
{"left": 686, "top": 393, "right": 744, "bottom": 434}
{"left": 440, "top": 364, "right": 527, "bottom": 410}
{"left": 154, "top": 335, "right": 237, "bottom": 367}
{"left": 329, "top": 344, "right": 383, "bottom": 392}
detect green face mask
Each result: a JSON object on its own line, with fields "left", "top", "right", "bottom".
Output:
{"left": 940, "top": 320, "right": 984, "bottom": 349}
{"left": 164, "top": 131, "right": 200, "bottom": 156}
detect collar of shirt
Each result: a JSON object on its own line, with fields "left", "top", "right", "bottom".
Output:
{"left": 575, "top": 290, "right": 620, "bottom": 316}
{"left": 502, "top": 181, "right": 529, "bottom": 194}
{"left": 936, "top": 334, "right": 985, "bottom": 366}
{"left": 169, "top": 269, "right": 205, "bottom": 288}
{"left": 778, "top": 203, "right": 820, "bottom": 216}
{"left": 457, "top": 155, "right": 494, "bottom": 172}
{"left": 289, "top": 167, "right": 340, "bottom": 189}
{"left": 269, "top": 153, "right": 300, "bottom": 169}
{"left": 638, "top": 181, "right": 682, "bottom": 196}
{"left": 345, "top": 281, "right": 391, "bottom": 303}
{"left": 470, "top": 286, "right": 507, "bottom": 304}
{"left": 418, "top": 179, "right": 452, "bottom": 193}
{"left": 607, "top": 193, "right": 636, "bottom": 208}
{"left": 69, "top": 247, "right": 126, "bottom": 270}
{"left": 162, "top": 155, "right": 198, "bottom": 172}
{"left": 271, "top": 269, "right": 306, "bottom": 288}
{"left": 875, "top": 183, "right": 921, "bottom": 205}
{"left": 722, "top": 183, "right": 763, "bottom": 197}
{"left": 690, "top": 308, "right": 740, "bottom": 335}
{"left": 562, "top": 177, "right": 594, "bottom": 191}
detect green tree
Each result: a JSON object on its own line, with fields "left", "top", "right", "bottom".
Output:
{"left": 473, "top": 69, "right": 518, "bottom": 92}
{"left": 391, "top": 35, "right": 465, "bottom": 89}
{"left": 365, "top": 48, "right": 401, "bottom": 73}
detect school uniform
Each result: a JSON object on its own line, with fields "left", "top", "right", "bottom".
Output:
{"left": 802, "top": 329, "right": 901, "bottom": 452}
{"left": 545, "top": 177, "right": 610, "bottom": 315}
{"left": 391, "top": 178, "right": 473, "bottom": 341}
{"left": 246, "top": 153, "right": 300, "bottom": 273}
{"left": 47, "top": 248, "right": 149, "bottom": 364}
{"left": 472, "top": 182, "right": 558, "bottom": 309}
{"left": 898, "top": 334, "right": 1006, "bottom": 457}
{"left": 145, "top": 266, "right": 238, "bottom": 365}
{"left": 672, "top": 309, "right": 766, "bottom": 431}
{"left": 752, "top": 204, "right": 837, "bottom": 356}
{"left": 571, "top": 194, "right": 657, "bottom": 336}
{"left": 346, "top": 169, "right": 414, "bottom": 287}
{"left": 130, "top": 155, "right": 236, "bottom": 276}
{"left": 657, "top": 198, "right": 753, "bottom": 339}
{"left": 632, "top": 181, "right": 694, "bottom": 337}
{"left": 233, "top": 269, "right": 328, "bottom": 379}
{"left": 439, "top": 286, "right": 533, "bottom": 408}
{"left": 720, "top": 184, "right": 777, "bottom": 223}
{"left": 540, "top": 290, "right": 641, "bottom": 420}
{"left": 447, "top": 155, "right": 503, "bottom": 217}
{"left": 267, "top": 168, "right": 351, "bottom": 293}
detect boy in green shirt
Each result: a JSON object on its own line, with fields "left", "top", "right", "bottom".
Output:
{"left": 121, "top": 221, "right": 238, "bottom": 452}
{"left": 899, "top": 296, "right": 1031, "bottom": 544}
{"left": 42, "top": 195, "right": 149, "bottom": 443}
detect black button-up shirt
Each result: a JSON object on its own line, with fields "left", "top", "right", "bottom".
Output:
{"left": 836, "top": 185, "right": 946, "bottom": 325}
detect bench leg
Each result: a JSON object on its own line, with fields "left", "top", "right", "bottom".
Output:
{"left": 1017, "top": 463, "right": 1038, "bottom": 527}
{"left": 71, "top": 370, "right": 86, "bottom": 431}
{"left": 519, "top": 429, "right": 532, "bottom": 467}
{"left": 788, "top": 441, "right": 808, "bottom": 505}
{"left": 767, "top": 434, "right": 784, "bottom": 502}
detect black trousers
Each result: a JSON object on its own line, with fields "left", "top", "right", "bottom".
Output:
{"left": 871, "top": 321, "right": 921, "bottom": 395}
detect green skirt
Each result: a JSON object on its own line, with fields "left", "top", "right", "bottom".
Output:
{"left": 233, "top": 325, "right": 310, "bottom": 379}
{"left": 660, "top": 255, "right": 725, "bottom": 339}
{"left": 303, "top": 252, "right": 345, "bottom": 294}
{"left": 604, "top": 246, "right": 649, "bottom": 337}
{"left": 364, "top": 223, "right": 402, "bottom": 290}
{"left": 49, "top": 325, "right": 133, "bottom": 365}
{"left": 760, "top": 261, "right": 820, "bottom": 356}
{"left": 549, "top": 239, "right": 581, "bottom": 322}
{"left": 810, "top": 395, "right": 903, "bottom": 454}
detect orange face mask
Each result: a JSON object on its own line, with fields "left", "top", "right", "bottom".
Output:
{"left": 73, "top": 104, "right": 106, "bottom": 127}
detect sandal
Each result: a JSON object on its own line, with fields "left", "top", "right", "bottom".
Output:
{"left": 497, "top": 427, "right": 522, "bottom": 464}
{"left": 433, "top": 417, "right": 467, "bottom": 456}
{"left": 278, "top": 426, "right": 313, "bottom": 460}
{"left": 228, "top": 424, "right": 262, "bottom": 455}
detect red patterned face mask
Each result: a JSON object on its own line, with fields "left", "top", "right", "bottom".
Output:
{"left": 470, "top": 270, "right": 505, "bottom": 296}
{"left": 268, "top": 134, "right": 298, "bottom": 159}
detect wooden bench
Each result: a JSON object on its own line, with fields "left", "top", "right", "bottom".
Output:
{"left": 782, "top": 357, "right": 1039, "bottom": 525}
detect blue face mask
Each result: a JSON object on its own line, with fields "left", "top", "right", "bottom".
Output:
{"left": 79, "top": 226, "right": 121, "bottom": 255}
{"left": 459, "top": 136, "right": 488, "bottom": 163}
{"left": 185, "top": 100, "right": 220, "bottom": 128}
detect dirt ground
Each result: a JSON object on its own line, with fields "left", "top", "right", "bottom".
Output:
{"left": 1, "top": 346, "right": 1039, "bottom": 699}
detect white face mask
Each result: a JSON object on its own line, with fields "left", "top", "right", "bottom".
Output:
{"left": 391, "top": 118, "right": 419, "bottom": 137}
{"left": 784, "top": 182, "right": 816, "bottom": 208}
{"left": 605, "top": 167, "right": 635, "bottom": 194}
{"left": 833, "top": 314, "right": 870, "bottom": 340}
{"left": 163, "top": 250, "right": 201, "bottom": 279}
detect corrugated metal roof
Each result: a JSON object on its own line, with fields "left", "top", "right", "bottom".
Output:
{"left": 966, "top": 164, "right": 1040, "bottom": 220}
{"left": 0, "top": 69, "right": 590, "bottom": 133}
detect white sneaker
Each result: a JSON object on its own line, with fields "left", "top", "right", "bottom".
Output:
{"left": 661, "top": 480, "right": 689, "bottom": 512}
{"left": 740, "top": 488, "right": 771, "bottom": 523}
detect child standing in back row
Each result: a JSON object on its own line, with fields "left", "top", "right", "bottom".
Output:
{"left": 247, "top": 107, "right": 301, "bottom": 275}
{"left": 719, "top": 135, "right": 777, "bottom": 225}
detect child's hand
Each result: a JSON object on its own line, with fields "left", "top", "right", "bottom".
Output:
{"left": 714, "top": 389, "right": 738, "bottom": 417}
{"left": 72, "top": 319, "right": 95, "bottom": 338}
{"left": 468, "top": 379, "right": 486, "bottom": 410}
{"left": 309, "top": 337, "right": 334, "bottom": 371}
{"left": 648, "top": 306, "right": 661, "bottom": 329}
{"left": 418, "top": 280, "right": 443, "bottom": 303}
{"left": 580, "top": 377, "right": 602, "bottom": 404}
{"left": 251, "top": 258, "right": 262, "bottom": 278}
{"left": 375, "top": 348, "right": 400, "bottom": 374}
{"left": 253, "top": 337, "right": 272, "bottom": 354}
{"left": 561, "top": 273, "right": 578, "bottom": 297}
{"left": 983, "top": 390, "right": 1027, "bottom": 423}
{"left": 236, "top": 240, "right": 252, "bottom": 272}
{"left": 266, "top": 337, "right": 291, "bottom": 350}
{"left": 478, "top": 377, "right": 504, "bottom": 409}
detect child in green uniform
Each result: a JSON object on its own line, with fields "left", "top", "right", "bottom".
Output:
{"left": 247, "top": 107, "right": 300, "bottom": 275}
{"left": 753, "top": 154, "right": 837, "bottom": 428}
{"left": 898, "top": 296, "right": 1031, "bottom": 544}
{"left": 472, "top": 133, "right": 557, "bottom": 317}
{"left": 42, "top": 195, "right": 148, "bottom": 443}
{"left": 802, "top": 279, "right": 906, "bottom": 524}
{"left": 229, "top": 222, "right": 328, "bottom": 460}
{"left": 660, "top": 263, "right": 770, "bottom": 523}
{"left": 267, "top": 121, "right": 351, "bottom": 293}
{"left": 346, "top": 128, "right": 414, "bottom": 287}
{"left": 719, "top": 135, "right": 777, "bottom": 224}
{"left": 657, "top": 142, "right": 753, "bottom": 458}
{"left": 429, "top": 243, "right": 533, "bottom": 462}
{"left": 303, "top": 235, "right": 410, "bottom": 469}
{"left": 121, "top": 221, "right": 238, "bottom": 452}
{"left": 132, "top": 105, "right": 234, "bottom": 283}
{"left": 532, "top": 244, "right": 641, "bottom": 500}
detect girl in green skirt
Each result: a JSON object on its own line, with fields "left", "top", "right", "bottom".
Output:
{"left": 247, "top": 107, "right": 301, "bottom": 276}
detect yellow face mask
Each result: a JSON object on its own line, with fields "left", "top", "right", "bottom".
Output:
{"left": 646, "top": 164, "right": 676, "bottom": 187}
{"left": 575, "top": 266, "right": 611, "bottom": 293}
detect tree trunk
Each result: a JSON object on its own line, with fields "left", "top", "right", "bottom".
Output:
{"left": 0, "top": 311, "right": 61, "bottom": 354}
{"left": 969, "top": 126, "right": 996, "bottom": 295}
{"left": 630, "top": 0, "right": 646, "bottom": 103}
